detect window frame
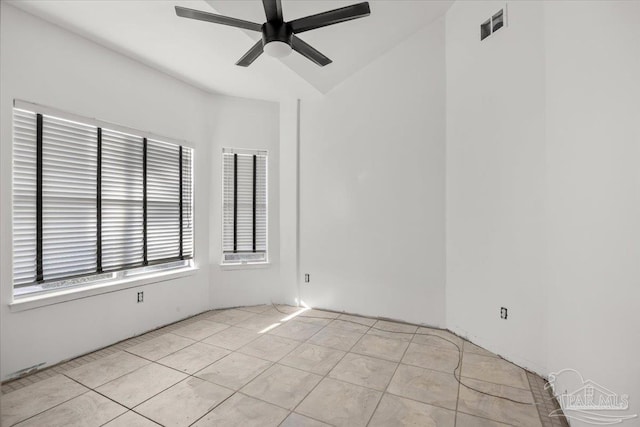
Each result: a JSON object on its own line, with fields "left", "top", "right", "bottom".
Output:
{"left": 220, "top": 147, "right": 269, "bottom": 266}
{"left": 11, "top": 100, "right": 196, "bottom": 301}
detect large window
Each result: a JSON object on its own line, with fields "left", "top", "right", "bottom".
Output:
{"left": 12, "top": 102, "right": 194, "bottom": 297}
{"left": 222, "top": 148, "right": 267, "bottom": 264}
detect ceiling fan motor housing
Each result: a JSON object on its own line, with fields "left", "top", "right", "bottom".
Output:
{"left": 262, "top": 22, "right": 293, "bottom": 47}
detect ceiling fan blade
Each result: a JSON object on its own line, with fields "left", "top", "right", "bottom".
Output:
{"left": 175, "top": 6, "right": 262, "bottom": 32}
{"left": 289, "top": 2, "right": 370, "bottom": 34}
{"left": 291, "top": 36, "right": 332, "bottom": 67}
{"left": 236, "top": 40, "right": 264, "bottom": 67}
{"left": 262, "top": 0, "right": 283, "bottom": 23}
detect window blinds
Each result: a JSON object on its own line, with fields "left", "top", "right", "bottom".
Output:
{"left": 12, "top": 106, "right": 194, "bottom": 290}
{"left": 147, "top": 139, "right": 180, "bottom": 262}
{"left": 12, "top": 109, "right": 38, "bottom": 286}
{"left": 182, "top": 148, "right": 194, "bottom": 258}
{"left": 101, "top": 129, "right": 144, "bottom": 270}
{"left": 222, "top": 150, "right": 267, "bottom": 263}
{"left": 41, "top": 115, "right": 98, "bottom": 281}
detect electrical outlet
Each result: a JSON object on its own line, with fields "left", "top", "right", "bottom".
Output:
{"left": 500, "top": 307, "right": 508, "bottom": 319}
{"left": 137, "top": 292, "right": 144, "bottom": 303}
{"left": 304, "top": 273, "right": 310, "bottom": 283}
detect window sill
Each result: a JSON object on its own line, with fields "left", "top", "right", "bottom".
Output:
{"left": 9, "top": 266, "right": 199, "bottom": 313}
{"left": 219, "top": 262, "right": 271, "bottom": 271}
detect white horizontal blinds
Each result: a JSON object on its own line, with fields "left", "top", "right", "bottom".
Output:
{"left": 254, "top": 154, "right": 267, "bottom": 252}
{"left": 182, "top": 147, "right": 194, "bottom": 258}
{"left": 101, "top": 129, "right": 144, "bottom": 270}
{"left": 12, "top": 104, "right": 194, "bottom": 289}
{"left": 222, "top": 150, "right": 267, "bottom": 261}
{"left": 236, "top": 154, "right": 254, "bottom": 251}
{"left": 12, "top": 109, "right": 38, "bottom": 286}
{"left": 41, "top": 115, "right": 98, "bottom": 280}
{"left": 147, "top": 139, "right": 180, "bottom": 261}
{"left": 222, "top": 153, "right": 235, "bottom": 253}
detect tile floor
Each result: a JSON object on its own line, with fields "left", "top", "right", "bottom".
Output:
{"left": 0, "top": 305, "right": 568, "bottom": 427}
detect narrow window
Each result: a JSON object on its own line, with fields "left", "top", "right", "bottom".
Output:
{"left": 222, "top": 148, "right": 267, "bottom": 264}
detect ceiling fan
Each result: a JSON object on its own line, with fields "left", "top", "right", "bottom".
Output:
{"left": 175, "top": 1, "right": 371, "bottom": 67}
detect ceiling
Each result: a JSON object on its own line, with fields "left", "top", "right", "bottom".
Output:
{"left": 8, "top": 0, "right": 452, "bottom": 101}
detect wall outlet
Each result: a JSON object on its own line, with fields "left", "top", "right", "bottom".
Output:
{"left": 304, "top": 273, "right": 310, "bottom": 283}
{"left": 500, "top": 307, "right": 508, "bottom": 319}
{"left": 137, "top": 292, "right": 144, "bottom": 303}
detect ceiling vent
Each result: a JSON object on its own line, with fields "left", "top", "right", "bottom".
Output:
{"left": 480, "top": 6, "right": 507, "bottom": 41}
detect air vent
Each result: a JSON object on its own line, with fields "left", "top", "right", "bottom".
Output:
{"left": 480, "top": 19, "right": 491, "bottom": 41}
{"left": 480, "top": 6, "right": 507, "bottom": 41}
{"left": 492, "top": 9, "right": 504, "bottom": 32}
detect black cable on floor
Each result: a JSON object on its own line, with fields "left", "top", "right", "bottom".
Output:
{"left": 270, "top": 304, "right": 546, "bottom": 406}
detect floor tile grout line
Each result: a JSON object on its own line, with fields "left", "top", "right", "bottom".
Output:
{"left": 318, "top": 316, "right": 528, "bottom": 421}
{"left": 196, "top": 358, "right": 275, "bottom": 392}
{"left": 83, "top": 369, "right": 188, "bottom": 411}
{"left": 452, "top": 342, "right": 541, "bottom": 406}
{"left": 365, "top": 327, "right": 416, "bottom": 427}
{"left": 72, "top": 367, "right": 174, "bottom": 427}
{"left": 293, "top": 314, "right": 428, "bottom": 398}
{"left": 286, "top": 316, "right": 376, "bottom": 424}
{"left": 24, "top": 311, "right": 493, "bottom": 424}
{"left": 95, "top": 361, "right": 235, "bottom": 426}
{"left": 278, "top": 411, "right": 337, "bottom": 427}
{"left": 80, "top": 329, "right": 244, "bottom": 426}
{"left": 394, "top": 356, "right": 459, "bottom": 377}
{"left": 381, "top": 389, "right": 463, "bottom": 416}
{"left": 5, "top": 306, "right": 337, "bottom": 426}
{"left": 67, "top": 359, "right": 154, "bottom": 391}
{"left": 454, "top": 341, "right": 539, "bottom": 427}
{"left": 458, "top": 373, "right": 534, "bottom": 394}
{"left": 184, "top": 389, "right": 239, "bottom": 427}
{"left": 0, "top": 308, "right": 358, "bottom": 393}
{"left": 240, "top": 361, "right": 325, "bottom": 394}
{"left": 455, "top": 342, "right": 540, "bottom": 426}
{"left": 455, "top": 409, "right": 519, "bottom": 426}
{"left": 200, "top": 325, "right": 263, "bottom": 352}
{"left": 185, "top": 309, "right": 341, "bottom": 425}
{"left": 122, "top": 342, "right": 191, "bottom": 365}
{"left": 192, "top": 315, "right": 316, "bottom": 390}
{"left": 1, "top": 315, "right": 204, "bottom": 393}
{"left": 92, "top": 410, "right": 123, "bottom": 427}
{"left": 98, "top": 409, "right": 159, "bottom": 427}
{"left": 170, "top": 322, "right": 233, "bottom": 342}
{"left": 4, "top": 387, "right": 92, "bottom": 427}
{"left": 3, "top": 305, "right": 561, "bottom": 427}
{"left": 60, "top": 376, "right": 142, "bottom": 426}
{"left": 527, "top": 369, "right": 559, "bottom": 427}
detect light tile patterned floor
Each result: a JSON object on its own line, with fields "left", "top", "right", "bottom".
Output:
{"left": 0, "top": 305, "right": 569, "bottom": 427}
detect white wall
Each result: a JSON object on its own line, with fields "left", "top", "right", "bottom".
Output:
{"left": 298, "top": 20, "right": 447, "bottom": 327}
{"left": 4, "top": 4, "right": 638, "bottom": 417}
{"left": 446, "top": 0, "right": 640, "bottom": 420}
{"left": 445, "top": 0, "right": 548, "bottom": 374}
{"left": 0, "top": 3, "right": 277, "bottom": 380}
{"left": 544, "top": 2, "right": 640, "bottom": 424}
{"left": 278, "top": 98, "right": 301, "bottom": 306}
{"left": 207, "top": 95, "right": 283, "bottom": 308}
